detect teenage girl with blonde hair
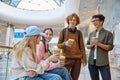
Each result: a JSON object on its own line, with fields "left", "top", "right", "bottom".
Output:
{"left": 11, "top": 26, "right": 62, "bottom": 80}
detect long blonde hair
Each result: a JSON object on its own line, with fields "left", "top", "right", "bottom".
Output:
{"left": 13, "top": 35, "right": 39, "bottom": 62}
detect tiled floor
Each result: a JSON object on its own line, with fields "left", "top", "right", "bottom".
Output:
{"left": 78, "top": 66, "right": 120, "bottom": 80}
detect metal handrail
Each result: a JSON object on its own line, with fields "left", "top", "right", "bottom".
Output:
{"left": 0, "top": 45, "right": 13, "bottom": 49}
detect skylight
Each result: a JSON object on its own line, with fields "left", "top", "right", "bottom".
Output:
{"left": 17, "top": 0, "right": 59, "bottom": 10}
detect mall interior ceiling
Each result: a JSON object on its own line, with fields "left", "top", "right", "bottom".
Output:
{"left": 0, "top": 0, "right": 118, "bottom": 26}
{"left": 0, "top": 0, "right": 120, "bottom": 36}
{"left": 0, "top": 0, "right": 99, "bottom": 28}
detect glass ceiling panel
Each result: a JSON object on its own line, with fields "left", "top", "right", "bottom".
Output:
{"left": 17, "top": 0, "right": 60, "bottom": 10}
{"left": 0, "top": 0, "right": 65, "bottom": 10}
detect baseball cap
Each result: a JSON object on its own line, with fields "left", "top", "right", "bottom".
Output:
{"left": 25, "top": 25, "right": 46, "bottom": 37}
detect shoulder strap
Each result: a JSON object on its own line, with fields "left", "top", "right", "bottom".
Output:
{"left": 77, "top": 30, "right": 80, "bottom": 49}
{"left": 62, "top": 28, "right": 67, "bottom": 42}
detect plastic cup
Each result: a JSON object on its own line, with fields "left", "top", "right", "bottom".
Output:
{"left": 53, "top": 47, "right": 61, "bottom": 55}
{"left": 69, "top": 39, "right": 74, "bottom": 42}
{"left": 91, "top": 37, "right": 97, "bottom": 40}
{"left": 91, "top": 37, "right": 97, "bottom": 45}
{"left": 60, "top": 55, "right": 66, "bottom": 61}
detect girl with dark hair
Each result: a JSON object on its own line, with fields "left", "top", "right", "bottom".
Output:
{"left": 36, "top": 28, "right": 72, "bottom": 80}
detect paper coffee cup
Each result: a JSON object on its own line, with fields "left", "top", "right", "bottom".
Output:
{"left": 60, "top": 55, "right": 66, "bottom": 61}
{"left": 91, "top": 37, "right": 97, "bottom": 40}
{"left": 53, "top": 47, "right": 61, "bottom": 55}
{"left": 69, "top": 39, "right": 74, "bottom": 42}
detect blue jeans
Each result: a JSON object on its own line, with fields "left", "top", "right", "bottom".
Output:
{"left": 16, "top": 72, "right": 62, "bottom": 80}
{"left": 88, "top": 60, "right": 111, "bottom": 80}
{"left": 40, "top": 73, "right": 62, "bottom": 80}
{"left": 46, "top": 67, "right": 73, "bottom": 80}
{"left": 25, "top": 76, "right": 43, "bottom": 80}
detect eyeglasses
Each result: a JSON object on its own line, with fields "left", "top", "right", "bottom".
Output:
{"left": 91, "top": 19, "right": 100, "bottom": 22}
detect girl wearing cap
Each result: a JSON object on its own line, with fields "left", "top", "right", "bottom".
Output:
{"left": 36, "top": 28, "right": 72, "bottom": 80}
{"left": 11, "top": 26, "right": 62, "bottom": 80}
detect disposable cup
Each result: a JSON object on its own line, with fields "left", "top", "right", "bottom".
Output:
{"left": 60, "top": 55, "right": 66, "bottom": 61}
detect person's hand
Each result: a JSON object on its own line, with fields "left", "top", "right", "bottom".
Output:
{"left": 55, "top": 60, "right": 65, "bottom": 68}
{"left": 90, "top": 40, "right": 95, "bottom": 47}
{"left": 47, "top": 54, "right": 60, "bottom": 62}
{"left": 27, "top": 70, "right": 37, "bottom": 77}
{"left": 90, "top": 37, "right": 98, "bottom": 46}
{"left": 65, "top": 39, "right": 74, "bottom": 47}
{"left": 82, "top": 61, "right": 87, "bottom": 67}
{"left": 81, "top": 58, "right": 87, "bottom": 67}
{"left": 94, "top": 38, "right": 99, "bottom": 45}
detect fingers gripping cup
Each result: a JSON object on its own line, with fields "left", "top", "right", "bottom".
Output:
{"left": 52, "top": 47, "right": 61, "bottom": 63}
{"left": 91, "top": 37, "right": 97, "bottom": 45}
{"left": 67, "top": 39, "right": 74, "bottom": 47}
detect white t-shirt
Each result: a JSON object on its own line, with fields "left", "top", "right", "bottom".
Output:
{"left": 94, "top": 31, "right": 99, "bottom": 59}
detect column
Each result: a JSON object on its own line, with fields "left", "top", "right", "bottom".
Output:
{"left": 5, "top": 24, "right": 14, "bottom": 46}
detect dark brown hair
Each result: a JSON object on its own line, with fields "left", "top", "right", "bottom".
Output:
{"left": 42, "top": 28, "right": 53, "bottom": 52}
{"left": 92, "top": 14, "right": 105, "bottom": 23}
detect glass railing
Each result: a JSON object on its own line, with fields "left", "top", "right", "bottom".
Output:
{"left": 0, "top": 45, "right": 12, "bottom": 80}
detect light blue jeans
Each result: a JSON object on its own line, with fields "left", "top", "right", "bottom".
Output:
{"left": 16, "top": 72, "right": 62, "bottom": 80}
{"left": 46, "top": 67, "right": 73, "bottom": 80}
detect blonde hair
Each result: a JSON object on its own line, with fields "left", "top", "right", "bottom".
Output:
{"left": 13, "top": 35, "right": 39, "bottom": 62}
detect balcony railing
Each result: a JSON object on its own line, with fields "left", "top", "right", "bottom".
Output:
{"left": 0, "top": 45, "right": 12, "bottom": 80}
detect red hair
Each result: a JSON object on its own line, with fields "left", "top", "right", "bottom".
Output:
{"left": 66, "top": 13, "right": 80, "bottom": 25}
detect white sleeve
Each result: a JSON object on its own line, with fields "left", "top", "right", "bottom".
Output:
{"left": 21, "top": 47, "right": 49, "bottom": 74}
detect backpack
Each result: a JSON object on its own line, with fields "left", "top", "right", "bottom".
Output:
{"left": 62, "top": 28, "right": 81, "bottom": 49}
